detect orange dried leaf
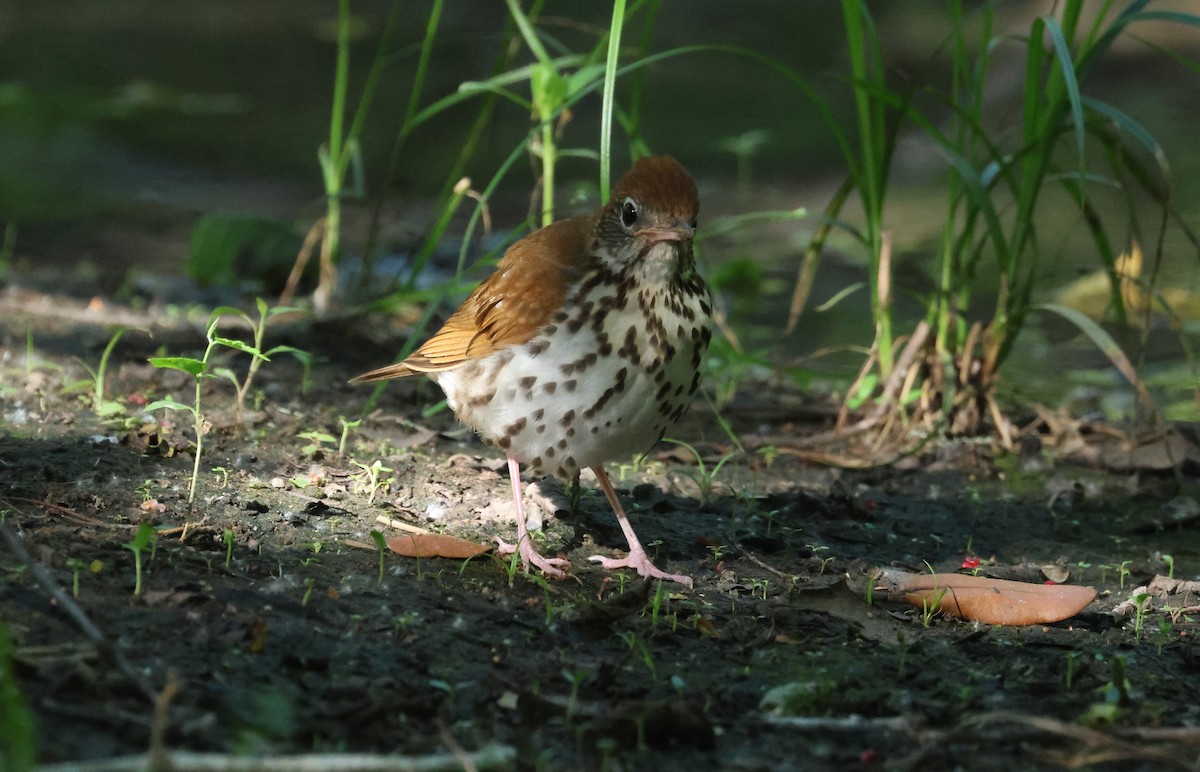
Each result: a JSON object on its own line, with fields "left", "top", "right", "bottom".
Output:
{"left": 386, "top": 534, "right": 490, "bottom": 559}
{"left": 895, "top": 571, "right": 1096, "bottom": 626}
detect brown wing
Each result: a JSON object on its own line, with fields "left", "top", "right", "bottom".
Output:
{"left": 350, "top": 213, "right": 593, "bottom": 383}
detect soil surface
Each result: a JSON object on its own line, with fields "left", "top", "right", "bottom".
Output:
{"left": 2, "top": 284, "right": 1200, "bottom": 771}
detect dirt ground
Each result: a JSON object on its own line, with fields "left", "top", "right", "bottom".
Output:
{"left": 2, "top": 283, "right": 1200, "bottom": 772}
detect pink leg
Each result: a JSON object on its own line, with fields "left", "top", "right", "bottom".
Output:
{"left": 587, "top": 466, "right": 693, "bottom": 589}
{"left": 495, "top": 456, "right": 570, "bottom": 579}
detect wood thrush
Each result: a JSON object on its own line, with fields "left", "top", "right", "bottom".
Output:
{"left": 353, "top": 156, "right": 711, "bottom": 587}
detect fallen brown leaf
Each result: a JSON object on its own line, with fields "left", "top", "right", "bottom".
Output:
{"left": 387, "top": 533, "right": 490, "bottom": 559}
{"left": 876, "top": 568, "right": 1096, "bottom": 626}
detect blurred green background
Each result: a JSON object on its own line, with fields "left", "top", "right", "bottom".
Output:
{"left": 1, "top": 1, "right": 1197, "bottom": 410}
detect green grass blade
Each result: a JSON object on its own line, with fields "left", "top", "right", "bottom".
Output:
{"left": 1041, "top": 16, "right": 1087, "bottom": 179}
{"left": 504, "top": 0, "right": 552, "bottom": 66}
{"left": 599, "top": 0, "right": 627, "bottom": 200}
{"left": 1035, "top": 303, "right": 1157, "bottom": 413}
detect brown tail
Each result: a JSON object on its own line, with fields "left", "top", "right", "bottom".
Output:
{"left": 348, "top": 362, "right": 417, "bottom": 384}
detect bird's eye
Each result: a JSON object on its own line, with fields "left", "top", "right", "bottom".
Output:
{"left": 620, "top": 198, "right": 639, "bottom": 229}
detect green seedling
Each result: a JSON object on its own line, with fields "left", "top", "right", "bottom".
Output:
{"left": 147, "top": 302, "right": 308, "bottom": 503}
{"left": 134, "top": 479, "right": 156, "bottom": 503}
{"left": 645, "top": 580, "right": 667, "bottom": 630}
{"left": 1118, "top": 560, "right": 1132, "bottom": 590}
{"left": 124, "top": 521, "right": 158, "bottom": 596}
{"left": 921, "top": 588, "right": 947, "bottom": 628}
{"left": 806, "top": 544, "right": 834, "bottom": 574}
{"left": 298, "top": 430, "right": 337, "bottom": 456}
{"left": 756, "top": 445, "right": 780, "bottom": 470}
{"left": 1132, "top": 592, "right": 1151, "bottom": 640}
{"left": 662, "top": 439, "right": 736, "bottom": 506}
{"left": 208, "top": 298, "right": 310, "bottom": 422}
{"left": 302, "top": 577, "right": 316, "bottom": 606}
{"left": 721, "top": 129, "right": 771, "bottom": 200}
{"left": 370, "top": 530, "right": 387, "bottom": 584}
{"left": 1156, "top": 618, "right": 1172, "bottom": 656}
{"left": 67, "top": 558, "right": 86, "bottom": 599}
{"left": 562, "top": 667, "right": 590, "bottom": 723}
{"left": 211, "top": 467, "right": 230, "bottom": 488}
{"left": 83, "top": 327, "right": 129, "bottom": 419}
{"left": 920, "top": 562, "right": 944, "bottom": 628}
{"left": 1064, "top": 651, "right": 1078, "bottom": 690}
{"left": 1163, "top": 554, "right": 1175, "bottom": 580}
{"left": 351, "top": 459, "right": 394, "bottom": 505}
{"left": 223, "top": 528, "right": 235, "bottom": 569}
{"left": 337, "top": 416, "right": 361, "bottom": 456}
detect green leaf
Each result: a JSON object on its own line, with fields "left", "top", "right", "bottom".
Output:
{"left": 208, "top": 305, "right": 252, "bottom": 328}
{"left": 212, "top": 367, "right": 241, "bottom": 388}
{"left": 815, "top": 282, "right": 866, "bottom": 313}
{"left": 565, "top": 63, "right": 606, "bottom": 98}
{"left": 210, "top": 336, "right": 269, "bottom": 360}
{"left": 144, "top": 398, "right": 194, "bottom": 414}
{"left": 96, "top": 400, "right": 126, "bottom": 418}
{"left": 1041, "top": 16, "right": 1086, "bottom": 167}
{"left": 531, "top": 61, "right": 567, "bottom": 119}
{"left": 148, "top": 357, "right": 205, "bottom": 376}
{"left": 262, "top": 344, "right": 308, "bottom": 361}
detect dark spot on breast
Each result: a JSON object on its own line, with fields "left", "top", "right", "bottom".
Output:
{"left": 543, "top": 382, "right": 557, "bottom": 395}
{"left": 518, "top": 375, "right": 537, "bottom": 390}
{"left": 590, "top": 386, "right": 616, "bottom": 415}
{"left": 560, "top": 409, "right": 576, "bottom": 426}
{"left": 545, "top": 447, "right": 556, "bottom": 458}
{"left": 498, "top": 436, "right": 511, "bottom": 449}
{"left": 467, "top": 390, "right": 496, "bottom": 408}
{"left": 557, "top": 439, "right": 568, "bottom": 450}
{"left": 528, "top": 339, "right": 549, "bottom": 356}
{"left": 564, "top": 380, "right": 577, "bottom": 392}
{"left": 533, "top": 408, "right": 544, "bottom": 421}
{"left": 561, "top": 363, "right": 576, "bottom": 376}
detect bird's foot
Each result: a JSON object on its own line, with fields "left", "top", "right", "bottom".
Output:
{"left": 588, "top": 548, "right": 693, "bottom": 589}
{"left": 495, "top": 536, "right": 570, "bottom": 580}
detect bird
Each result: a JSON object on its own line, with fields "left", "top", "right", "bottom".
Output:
{"left": 352, "top": 156, "right": 711, "bottom": 588}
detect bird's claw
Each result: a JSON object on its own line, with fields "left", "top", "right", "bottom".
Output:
{"left": 495, "top": 536, "right": 570, "bottom": 579}
{"left": 588, "top": 549, "right": 693, "bottom": 589}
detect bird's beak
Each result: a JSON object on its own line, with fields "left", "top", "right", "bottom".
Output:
{"left": 635, "top": 222, "right": 695, "bottom": 244}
